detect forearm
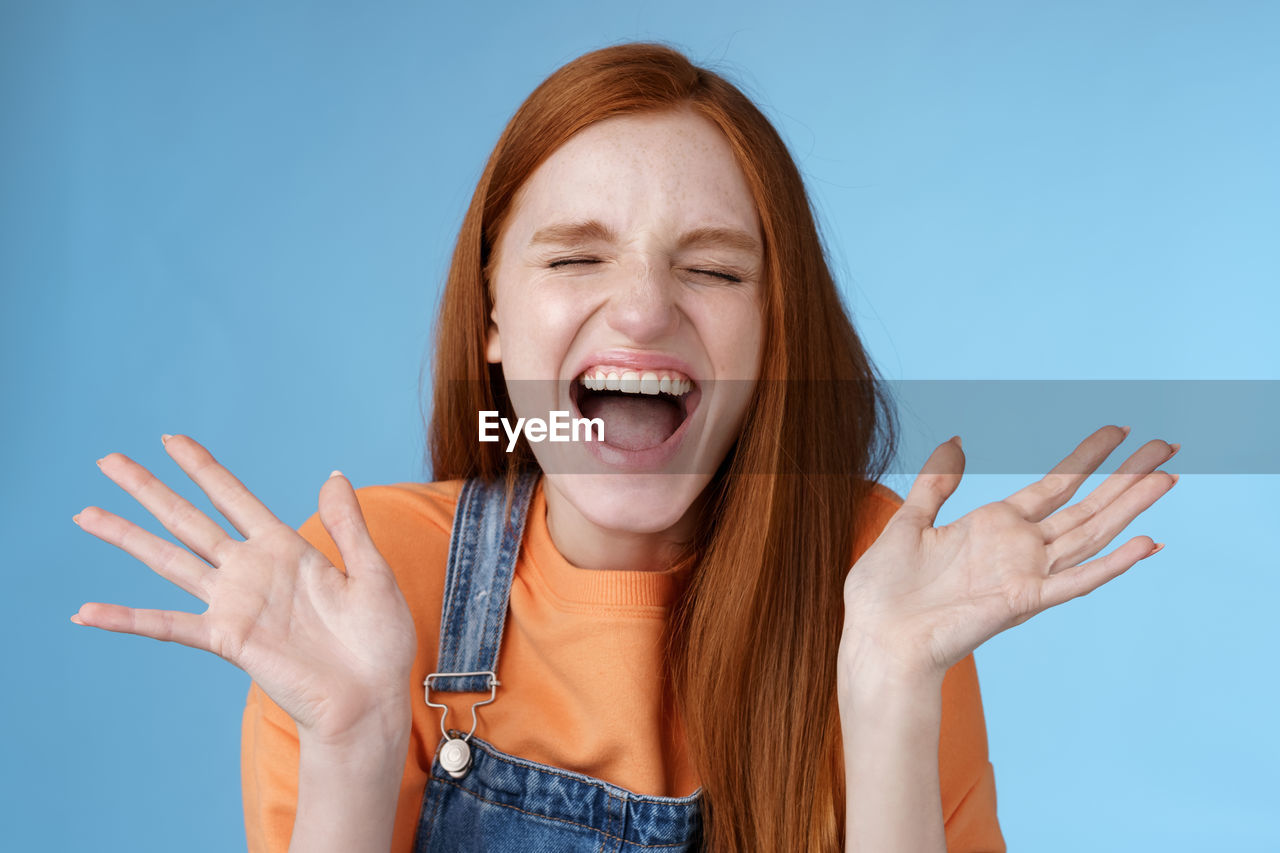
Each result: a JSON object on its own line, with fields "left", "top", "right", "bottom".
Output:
{"left": 839, "top": 654, "right": 947, "bottom": 853}
{"left": 288, "top": 723, "right": 410, "bottom": 853}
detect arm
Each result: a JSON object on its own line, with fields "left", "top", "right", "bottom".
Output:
{"left": 289, "top": 713, "right": 410, "bottom": 853}
{"left": 243, "top": 683, "right": 410, "bottom": 853}
{"left": 839, "top": 655, "right": 948, "bottom": 853}
{"left": 838, "top": 654, "right": 1005, "bottom": 853}
{"left": 839, "top": 428, "right": 1176, "bottom": 851}
{"left": 837, "top": 651, "right": 1005, "bottom": 852}
{"left": 241, "top": 504, "right": 412, "bottom": 853}
{"left": 69, "top": 435, "right": 417, "bottom": 853}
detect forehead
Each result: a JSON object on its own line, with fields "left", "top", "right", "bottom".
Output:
{"left": 501, "top": 108, "right": 761, "bottom": 245}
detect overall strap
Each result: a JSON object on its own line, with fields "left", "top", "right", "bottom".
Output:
{"left": 432, "top": 471, "right": 539, "bottom": 693}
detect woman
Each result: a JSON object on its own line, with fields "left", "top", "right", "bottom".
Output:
{"left": 71, "top": 42, "right": 1177, "bottom": 851}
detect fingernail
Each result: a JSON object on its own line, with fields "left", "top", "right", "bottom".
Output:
{"left": 1120, "top": 425, "right": 1131, "bottom": 437}
{"left": 951, "top": 435, "right": 962, "bottom": 449}
{"left": 162, "top": 433, "right": 172, "bottom": 445}
{"left": 70, "top": 614, "right": 86, "bottom": 625}
{"left": 95, "top": 457, "right": 104, "bottom": 469}
{"left": 329, "top": 470, "right": 343, "bottom": 479}
{"left": 1146, "top": 542, "right": 1165, "bottom": 558}
{"left": 1168, "top": 442, "right": 1180, "bottom": 456}
{"left": 1170, "top": 473, "right": 1180, "bottom": 486}
{"left": 72, "top": 513, "right": 81, "bottom": 526}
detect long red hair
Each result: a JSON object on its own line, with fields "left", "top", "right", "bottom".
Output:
{"left": 425, "top": 41, "right": 897, "bottom": 850}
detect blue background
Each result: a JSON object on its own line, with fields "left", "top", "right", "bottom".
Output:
{"left": 4, "top": 1, "right": 1276, "bottom": 850}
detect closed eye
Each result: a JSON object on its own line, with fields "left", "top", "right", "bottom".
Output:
{"left": 691, "top": 268, "right": 742, "bottom": 283}
{"left": 547, "top": 258, "right": 742, "bottom": 282}
{"left": 547, "top": 258, "right": 599, "bottom": 269}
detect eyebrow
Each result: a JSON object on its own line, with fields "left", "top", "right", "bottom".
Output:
{"left": 528, "top": 219, "right": 762, "bottom": 255}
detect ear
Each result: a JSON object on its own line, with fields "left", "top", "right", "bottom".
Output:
{"left": 485, "top": 319, "right": 501, "bottom": 363}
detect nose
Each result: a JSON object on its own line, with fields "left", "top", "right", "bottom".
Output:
{"left": 603, "top": 259, "right": 681, "bottom": 343}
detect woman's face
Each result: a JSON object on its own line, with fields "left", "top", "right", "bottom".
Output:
{"left": 486, "top": 106, "right": 764, "bottom": 542}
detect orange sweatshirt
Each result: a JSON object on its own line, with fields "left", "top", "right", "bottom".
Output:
{"left": 241, "top": 478, "right": 1005, "bottom": 851}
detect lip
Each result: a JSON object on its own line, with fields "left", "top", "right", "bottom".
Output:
{"left": 569, "top": 349, "right": 699, "bottom": 385}
{"left": 566, "top": 349, "right": 703, "bottom": 472}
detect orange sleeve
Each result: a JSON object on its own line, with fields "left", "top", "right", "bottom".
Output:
{"left": 938, "top": 654, "right": 1005, "bottom": 852}
{"left": 241, "top": 679, "right": 302, "bottom": 853}
{"left": 240, "top": 505, "right": 349, "bottom": 853}
{"left": 858, "top": 485, "right": 1006, "bottom": 852}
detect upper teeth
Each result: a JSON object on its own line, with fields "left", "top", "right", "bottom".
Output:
{"left": 577, "top": 366, "right": 692, "bottom": 396}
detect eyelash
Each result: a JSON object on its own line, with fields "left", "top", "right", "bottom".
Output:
{"left": 547, "top": 258, "right": 743, "bottom": 283}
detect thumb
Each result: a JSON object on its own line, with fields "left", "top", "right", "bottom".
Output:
{"left": 317, "top": 470, "right": 383, "bottom": 580}
{"left": 900, "top": 436, "right": 966, "bottom": 529}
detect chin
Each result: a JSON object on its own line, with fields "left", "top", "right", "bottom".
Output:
{"left": 546, "top": 471, "right": 712, "bottom": 537}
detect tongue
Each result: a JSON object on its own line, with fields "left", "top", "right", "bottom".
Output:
{"left": 579, "top": 392, "right": 683, "bottom": 451}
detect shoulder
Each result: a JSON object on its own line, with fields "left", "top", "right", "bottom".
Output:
{"left": 866, "top": 481, "right": 904, "bottom": 510}
{"left": 293, "top": 479, "right": 466, "bottom": 570}
{"left": 296, "top": 479, "right": 463, "bottom": 535}
{"left": 353, "top": 479, "right": 465, "bottom": 539}
{"left": 291, "top": 480, "right": 468, "bottom": 662}
{"left": 851, "top": 481, "right": 905, "bottom": 562}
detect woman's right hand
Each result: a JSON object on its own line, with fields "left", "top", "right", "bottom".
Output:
{"left": 71, "top": 433, "right": 418, "bottom": 747}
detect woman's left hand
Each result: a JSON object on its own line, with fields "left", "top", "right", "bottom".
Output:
{"left": 840, "top": 425, "right": 1179, "bottom": 683}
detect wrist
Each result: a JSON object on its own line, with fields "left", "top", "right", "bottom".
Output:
{"left": 290, "top": 701, "right": 408, "bottom": 853}
{"left": 297, "top": 724, "right": 410, "bottom": 790}
{"left": 298, "top": 694, "right": 412, "bottom": 755}
{"left": 837, "top": 641, "right": 945, "bottom": 712}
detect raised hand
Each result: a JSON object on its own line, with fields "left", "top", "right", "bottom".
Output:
{"left": 71, "top": 434, "right": 418, "bottom": 746}
{"left": 840, "top": 425, "right": 1178, "bottom": 680}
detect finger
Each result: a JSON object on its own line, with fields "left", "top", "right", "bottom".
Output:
{"left": 71, "top": 602, "right": 208, "bottom": 651}
{"left": 899, "top": 436, "right": 965, "bottom": 529}
{"left": 1002, "top": 425, "right": 1128, "bottom": 522}
{"left": 1039, "top": 536, "right": 1161, "bottom": 610}
{"left": 1038, "top": 439, "right": 1178, "bottom": 542}
{"left": 1045, "top": 470, "right": 1177, "bottom": 573}
{"left": 161, "top": 434, "right": 284, "bottom": 539}
{"left": 96, "top": 451, "right": 232, "bottom": 566}
{"left": 317, "top": 471, "right": 384, "bottom": 581}
{"left": 73, "top": 506, "right": 214, "bottom": 600}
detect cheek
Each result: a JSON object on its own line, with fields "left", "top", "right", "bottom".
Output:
{"left": 699, "top": 297, "right": 765, "bottom": 382}
{"left": 689, "top": 297, "right": 764, "bottom": 449}
{"left": 496, "top": 286, "right": 592, "bottom": 379}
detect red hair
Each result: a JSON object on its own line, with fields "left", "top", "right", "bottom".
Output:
{"left": 425, "top": 41, "right": 897, "bottom": 850}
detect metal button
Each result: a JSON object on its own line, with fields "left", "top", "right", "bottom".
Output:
{"left": 440, "top": 736, "right": 472, "bottom": 778}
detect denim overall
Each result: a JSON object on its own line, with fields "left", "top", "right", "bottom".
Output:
{"left": 411, "top": 473, "right": 705, "bottom": 852}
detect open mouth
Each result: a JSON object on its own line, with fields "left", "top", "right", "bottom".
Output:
{"left": 569, "top": 367, "right": 699, "bottom": 452}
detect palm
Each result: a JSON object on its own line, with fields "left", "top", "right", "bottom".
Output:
{"left": 842, "top": 426, "right": 1178, "bottom": 675}
{"left": 202, "top": 525, "right": 415, "bottom": 736}
{"left": 72, "top": 435, "right": 417, "bottom": 742}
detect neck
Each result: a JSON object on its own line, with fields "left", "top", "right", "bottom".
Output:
{"left": 541, "top": 477, "right": 702, "bottom": 572}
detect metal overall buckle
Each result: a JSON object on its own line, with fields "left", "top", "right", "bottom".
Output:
{"left": 423, "top": 670, "right": 499, "bottom": 779}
